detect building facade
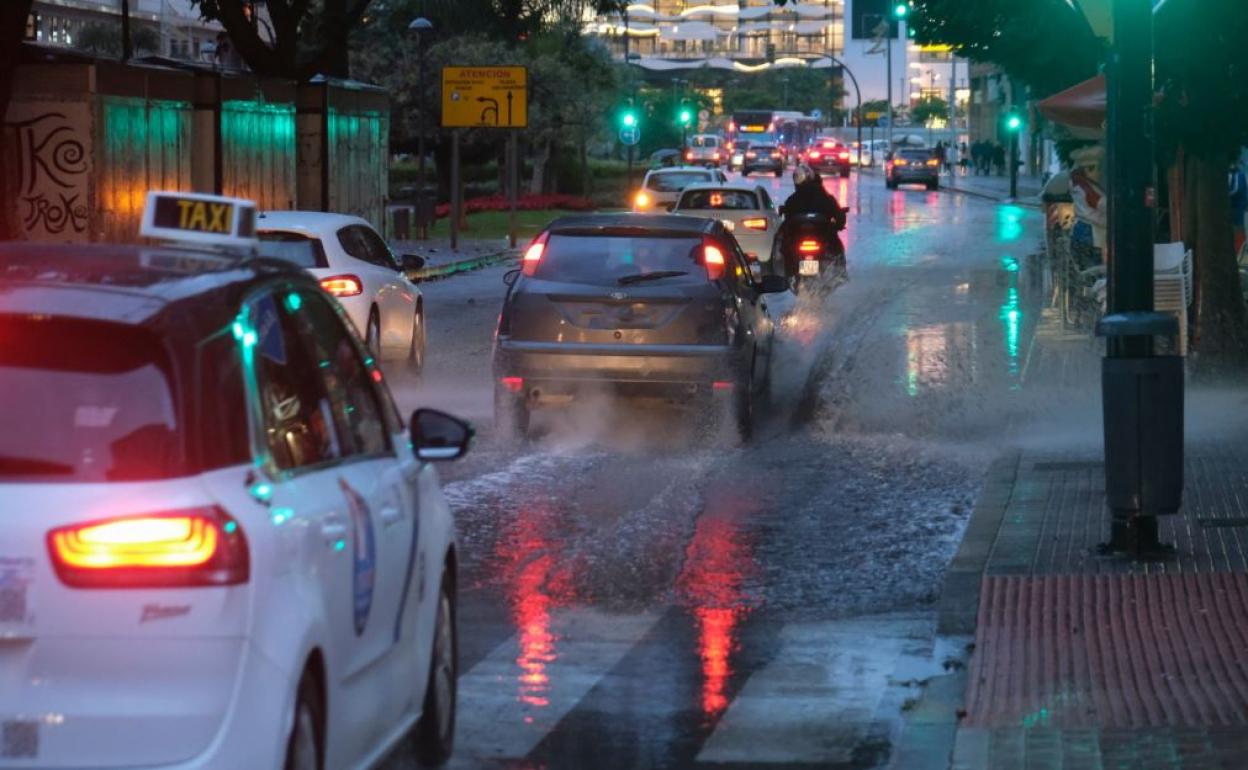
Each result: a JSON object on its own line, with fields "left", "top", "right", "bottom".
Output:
{"left": 27, "top": 0, "right": 225, "bottom": 64}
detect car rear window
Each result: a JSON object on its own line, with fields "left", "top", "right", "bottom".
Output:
{"left": 691, "top": 136, "right": 719, "bottom": 148}
{"left": 646, "top": 172, "right": 711, "bottom": 192}
{"left": 0, "top": 316, "right": 186, "bottom": 482}
{"left": 532, "top": 234, "right": 708, "bottom": 286}
{"left": 899, "top": 150, "right": 934, "bottom": 162}
{"left": 748, "top": 145, "right": 777, "bottom": 153}
{"left": 256, "top": 231, "right": 330, "bottom": 268}
{"left": 678, "top": 189, "right": 758, "bottom": 210}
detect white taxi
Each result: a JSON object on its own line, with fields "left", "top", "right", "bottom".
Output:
{"left": 0, "top": 193, "right": 468, "bottom": 770}
{"left": 671, "top": 182, "right": 782, "bottom": 266}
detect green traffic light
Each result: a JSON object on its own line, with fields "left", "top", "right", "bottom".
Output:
{"left": 680, "top": 109, "right": 692, "bottom": 125}
{"left": 1006, "top": 114, "right": 1022, "bottom": 131}
{"left": 893, "top": 2, "right": 909, "bottom": 19}
{"left": 622, "top": 112, "right": 637, "bottom": 127}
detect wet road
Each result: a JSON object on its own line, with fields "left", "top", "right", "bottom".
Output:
{"left": 383, "top": 170, "right": 1044, "bottom": 769}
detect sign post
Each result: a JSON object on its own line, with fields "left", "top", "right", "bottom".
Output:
{"left": 441, "top": 66, "right": 529, "bottom": 252}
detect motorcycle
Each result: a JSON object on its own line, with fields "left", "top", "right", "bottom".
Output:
{"left": 778, "top": 209, "right": 849, "bottom": 292}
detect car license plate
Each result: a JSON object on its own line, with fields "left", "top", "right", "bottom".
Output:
{"left": 799, "top": 260, "right": 820, "bottom": 276}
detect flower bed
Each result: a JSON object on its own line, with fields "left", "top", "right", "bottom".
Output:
{"left": 433, "top": 193, "right": 596, "bottom": 219}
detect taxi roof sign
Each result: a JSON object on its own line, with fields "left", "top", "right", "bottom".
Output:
{"left": 140, "top": 192, "right": 258, "bottom": 248}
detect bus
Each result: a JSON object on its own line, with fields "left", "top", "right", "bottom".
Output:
{"left": 728, "top": 110, "right": 820, "bottom": 156}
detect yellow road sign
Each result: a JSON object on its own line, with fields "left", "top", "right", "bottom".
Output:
{"left": 441, "top": 66, "right": 528, "bottom": 128}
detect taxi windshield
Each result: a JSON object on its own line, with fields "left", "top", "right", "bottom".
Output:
{"left": 0, "top": 316, "right": 186, "bottom": 482}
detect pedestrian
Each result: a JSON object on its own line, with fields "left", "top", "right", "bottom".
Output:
{"left": 946, "top": 142, "right": 958, "bottom": 175}
{"left": 993, "top": 143, "right": 1006, "bottom": 176}
{"left": 959, "top": 142, "right": 970, "bottom": 175}
{"left": 934, "top": 141, "right": 947, "bottom": 174}
{"left": 1231, "top": 158, "right": 1248, "bottom": 254}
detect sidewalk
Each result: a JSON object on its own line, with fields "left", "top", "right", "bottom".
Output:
{"left": 935, "top": 309, "right": 1248, "bottom": 768}
{"left": 941, "top": 172, "right": 1044, "bottom": 207}
{"left": 390, "top": 235, "right": 518, "bottom": 281}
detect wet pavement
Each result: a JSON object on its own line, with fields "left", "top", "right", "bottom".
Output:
{"left": 381, "top": 171, "right": 1045, "bottom": 769}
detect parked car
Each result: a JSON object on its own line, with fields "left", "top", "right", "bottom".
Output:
{"left": 256, "top": 212, "right": 427, "bottom": 373}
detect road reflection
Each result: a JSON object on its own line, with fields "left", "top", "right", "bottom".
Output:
{"left": 675, "top": 496, "right": 759, "bottom": 721}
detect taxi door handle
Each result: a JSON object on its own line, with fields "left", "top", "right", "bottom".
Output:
{"left": 380, "top": 506, "right": 403, "bottom": 527}
{"left": 321, "top": 522, "right": 348, "bottom": 547}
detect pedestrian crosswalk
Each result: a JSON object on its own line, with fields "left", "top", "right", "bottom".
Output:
{"left": 435, "top": 609, "right": 953, "bottom": 769}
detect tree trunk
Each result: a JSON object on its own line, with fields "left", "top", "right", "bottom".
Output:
{"left": 579, "top": 126, "right": 590, "bottom": 197}
{"left": 1188, "top": 152, "right": 1248, "bottom": 369}
{"left": 121, "top": 0, "right": 132, "bottom": 61}
{"left": 0, "top": 0, "right": 35, "bottom": 240}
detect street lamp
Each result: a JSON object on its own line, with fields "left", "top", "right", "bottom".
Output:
{"left": 407, "top": 15, "right": 434, "bottom": 238}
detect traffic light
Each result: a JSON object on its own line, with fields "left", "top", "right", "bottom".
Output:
{"left": 678, "top": 103, "right": 693, "bottom": 126}
{"left": 893, "top": 2, "right": 909, "bottom": 19}
{"left": 1005, "top": 112, "right": 1023, "bottom": 132}
{"left": 622, "top": 110, "right": 637, "bottom": 128}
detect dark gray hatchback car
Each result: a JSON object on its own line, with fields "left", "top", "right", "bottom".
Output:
{"left": 492, "top": 214, "right": 788, "bottom": 440}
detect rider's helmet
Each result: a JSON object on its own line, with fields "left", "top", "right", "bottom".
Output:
{"left": 792, "top": 163, "right": 813, "bottom": 186}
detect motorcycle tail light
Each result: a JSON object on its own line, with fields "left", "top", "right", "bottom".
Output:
{"left": 797, "top": 239, "right": 822, "bottom": 254}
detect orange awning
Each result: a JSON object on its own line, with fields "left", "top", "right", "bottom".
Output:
{"left": 1037, "top": 75, "right": 1105, "bottom": 135}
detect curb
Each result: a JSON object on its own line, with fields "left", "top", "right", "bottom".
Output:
{"left": 940, "top": 181, "right": 1043, "bottom": 209}
{"left": 937, "top": 450, "right": 1021, "bottom": 636}
{"left": 410, "top": 249, "right": 517, "bottom": 283}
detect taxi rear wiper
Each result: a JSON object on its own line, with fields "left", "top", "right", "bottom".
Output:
{"left": 617, "top": 270, "right": 689, "bottom": 285}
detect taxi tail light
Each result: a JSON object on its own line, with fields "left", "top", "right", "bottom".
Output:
{"left": 48, "top": 507, "right": 249, "bottom": 589}
{"left": 742, "top": 218, "right": 768, "bottom": 231}
{"left": 521, "top": 232, "right": 550, "bottom": 277}
{"left": 321, "top": 274, "right": 363, "bottom": 297}
{"left": 702, "top": 239, "right": 726, "bottom": 281}
{"left": 797, "top": 238, "right": 822, "bottom": 254}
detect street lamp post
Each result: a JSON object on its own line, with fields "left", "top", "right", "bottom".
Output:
{"left": 407, "top": 14, "right": 434, "bottom": 239}
{"left": 826, "top": 56, "right": 863, "bottom": 175}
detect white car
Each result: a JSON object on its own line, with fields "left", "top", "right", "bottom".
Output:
{"left": 672, "top": 182, "right": 781, "bottom": 265}
{"left": 0, "top": 192, "right": 468, "bottom": 770}
{"left": 633, "top": 166, "right": 729, "bottom": 212}
{"left": 684, "top": 134, "right": 724, "bottom": 167}
{"left": 256, "top": 212, "right": 426, "bottom": 374}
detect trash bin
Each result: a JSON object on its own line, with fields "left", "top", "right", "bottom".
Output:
{"left": 1097, "top": 312, "right": 1184, "bottom": 517}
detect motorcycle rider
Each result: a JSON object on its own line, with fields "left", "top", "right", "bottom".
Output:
{"left": 778, "top": 164, "right": 846, "bottom": 279}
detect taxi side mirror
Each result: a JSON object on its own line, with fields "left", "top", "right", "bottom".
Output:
{"left": 401, "top": 253, "right": 426, "bottom": 273}
{"left": 410, "top": 409, "right": 474, "bottom": 462}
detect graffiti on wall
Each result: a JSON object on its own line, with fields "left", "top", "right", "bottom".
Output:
{"left": 5, "top": 106, "right": 90, "bottom": 240}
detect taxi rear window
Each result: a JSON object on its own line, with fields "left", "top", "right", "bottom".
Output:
{"left": 0, "top": 317, "right": 187, "bottom": 482}
{"left": 646, "top": 172, "right": 711, "bottom": 192}
{"left": 256, "top": 231, "right": 330, "bottom": 268}
{"left": 678, "top": 189, "right": 758, "bottom": 210}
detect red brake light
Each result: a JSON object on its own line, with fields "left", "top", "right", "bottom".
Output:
{"left": 742, "top": 217, "right": 768, "bottom": 231}
{"left": 797, "top": 239, "right": 822, "bottom": 254}
{"left": 48, "top": 507, "right": 248, "bottom": 588}
{"left": 522, "top": 232, "right": 549, "bottom": 276}
{"left": 770, "top": 152, "right": 781, "bottom": 158}
{"left": 809, "top": 151, "right": 821, "bottom": 159}
{"left": 321, "top": 275, "right": 363, "bottom": 297}
{"left": 745, "top": 151, "right": 757, "bottom": 158}
{"left": 712, "top": 151, "right": 720, "bottom": 160}
{"left": 838, "top": 151, "right": 850, "bottom": 159}
{"left": 703, "top": 240, "right": 726, "bottom": 281}
{"left": 500, "top": 376, "right": 524, "bottom": 393}
{"left": 686, "top": 151, "right": 694, "bottom": 160}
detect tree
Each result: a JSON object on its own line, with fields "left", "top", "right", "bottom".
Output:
{"left": 76, "top": 21, "right": 160, "bottom": 58}
{"left": 721, "top": 67, "right": 842, "bottom": 117}
{"left": 0, "top": 0, "right": 35, "bottom": 240}
{"left": 1154, "top": 0, "right": 1248, "bottom": 365}
{"left": 908, "top": 0, "right": 1104, "bottom": 99}
{"left": 910, "top": 96, "right": 948, "bottom": 126}
{"left": 189, "top": 0, "right": 374, "bottom": 79}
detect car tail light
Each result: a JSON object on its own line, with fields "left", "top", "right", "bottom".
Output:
{"left": 702, "top": 239, "right": 726, "bottom": 281}
{"left": 797, "top": 239, "right": 822, "bottom": 254}
{"left": 745, "top": 151, "right": 757, "bottom": 159}
{"left": 686, "top": 151, "right": 694, "bottom": 160}
{"left": 500, "top": 376, "right": 524, "bottom": 393}
{"left": 48, "top": 507, "right": 248, "bottom": 588}
{"left": 838, "top": 151, "right": 850, "bottom": 160}
{"left": 770, "top": 152, "right": 781, "bottom": 159}
{"left": 894, "top": 159, "right": 909, "bottom": 167}
{"left": 742, "top": 217, "right": 768, "bottom": 231}
{"left": 727, "top": 121, "right": 736, "bottom": 132}
{"left": 712, "top": 380, "right": 735, "bottom": 390}
{"left": 808, "top": 151, "right": 822, "bottom": 159}
{"left": 926, "top": 158, "right": 940, "bottom": 167}
{"left": 321, "top": 275, "right": 363, "bottom": 297}
{"left": 521, "top": 231, "right": 549, "bottom": 276}
{"left": 712, "top": 151, "right": 720, "bottom": 160}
